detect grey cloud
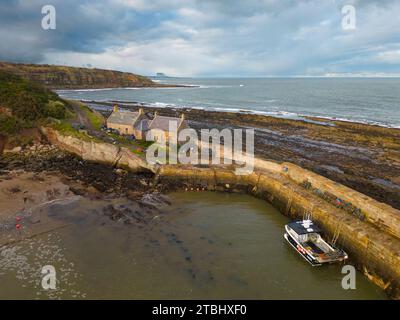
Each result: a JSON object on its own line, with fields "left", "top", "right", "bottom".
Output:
{"left": 0, "top": 0, "right": 399, "bottom": 76}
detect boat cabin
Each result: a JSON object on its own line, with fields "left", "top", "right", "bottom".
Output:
{"left": 284, "top": 219, "right": 348, "bottom": 265}
{"left": 286, "top": 220, "right": 322, "bottom": 242}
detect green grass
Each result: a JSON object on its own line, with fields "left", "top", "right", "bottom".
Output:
{"left": 106, "top": 132, "right": 153, "bottom": 156}
{"left": 0, "top": 114, "right": 25, "bottom": 134}
{"left": 134, "top": 139, "right": 154, "bottom": 148}
{"left": 0, "top": 70, "right": 72, "bottom": 136}
{"left": 50, "top": 120, "right": 101, "bottom": 142}
{"left": 0, "top": 71, "right": 66, "bottom": 121}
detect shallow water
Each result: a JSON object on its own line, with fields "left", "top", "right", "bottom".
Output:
{"left": 0, "top": 192, "right": 386, "bottom": 299}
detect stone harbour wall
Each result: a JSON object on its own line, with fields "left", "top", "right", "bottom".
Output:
{"left": 158, "top": 165, "right": 400, "bottom": 299}
{"left": 41, "top": 127, "right": 153, "bottom": 172}
{"left": 38, "top": 128, "right": 400, "bottom": 298}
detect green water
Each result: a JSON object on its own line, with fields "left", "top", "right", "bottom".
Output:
{"left": 0, "top": 192, "right": 386, "bottom": 299}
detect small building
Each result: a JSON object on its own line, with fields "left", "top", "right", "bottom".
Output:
{"left": 106, "top": 105, "right": 147, "bottom": 137}
{"left": 106, "top": 105, "right": 189, "bottom": 141}
{"left": 148, "top": 112, "right": 189, "bottom": 142}
{"left": 133, "top": 118, "right": 150, "bottom": 140}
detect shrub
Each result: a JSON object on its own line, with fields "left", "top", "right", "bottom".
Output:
{"left": 0, "top": 70, "right": 66, "bottom": 121}
{"left": 0, "top": 114, "right": 23, "bottom": 134}
{"left": 44, "top": 100, "right": 67, "bottom": 119}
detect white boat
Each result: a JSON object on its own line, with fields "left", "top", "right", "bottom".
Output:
{"left": 284, "top": 220, "right": 348, "bottom": 266}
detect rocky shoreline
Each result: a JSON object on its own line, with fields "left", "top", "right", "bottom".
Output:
{"left": 0, "top": 146, "right": 178, "bottom": 247}
{"left": 1, "top": 102, "right": 400, "bottom": 299}
{"left": 0, "top": 146, "right": 164, "bottom": 197}
{"left": 86, "top": 100, "right": 400, "bottom": 210}
{"left": 1, "top": 136, "right": 400, "bottom": 298}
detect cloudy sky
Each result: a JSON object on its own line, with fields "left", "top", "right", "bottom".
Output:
{"left": 1, "top": 0, "right": 399, "bottom": 77}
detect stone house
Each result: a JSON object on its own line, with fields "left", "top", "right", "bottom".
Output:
{"left": 147, "top": 111, "right": 189, "bottom": 142}
{"left": 106, "top": 105, "right": 189, "bottom": 141}
{"left": 106, "top": 105, "right": 148, "bottom": 137}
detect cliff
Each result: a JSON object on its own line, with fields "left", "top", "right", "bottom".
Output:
{"left": 0, "top": 61, "right": 156, "bottom": 89}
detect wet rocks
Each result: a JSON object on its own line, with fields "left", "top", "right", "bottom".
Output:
{"left": 0, "top": 147, "right": 156, "bottom": 197}
{"left": 139, "top": 193, "right": 172, "bottom": 209}
{"left": 102, "top": 193, "right": 172, "bottom": 225}
{"left": 103, "top": 204, "right": 126, "bottom": 221}
{"left": 93, "top": 101, "right": 400, "bottom": 210}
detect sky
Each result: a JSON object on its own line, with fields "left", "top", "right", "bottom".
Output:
{"left": 0, "top": 0, "right": 399, "bottom": 77}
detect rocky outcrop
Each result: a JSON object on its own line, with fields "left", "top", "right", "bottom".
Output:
{"left": 40, "top": 127, "right": 154, "bottom": 172}
{"left": 0, "top": 62, "right": 156, "bottom": 89}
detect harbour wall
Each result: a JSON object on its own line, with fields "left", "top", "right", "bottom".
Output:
{"left": 157, "top": 165, "right": 400, "bottom": 299}
{"left": 40, "top": 128, "right": 400, "bottom": 298}
{"left": 40, "top": 127, "right": 153, "bottom": 172}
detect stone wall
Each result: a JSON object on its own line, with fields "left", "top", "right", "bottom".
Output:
{"left": 280, "top": 162, "right": 400, "bottom": 240}
{"left": 41, "top": 127, "right": 153, "bottom": 172}
{"left": 157, "top": 165, "right": 400, "bottom": 299}
{"left": 38, "top": 128, "right": 400, "bottom": 298}
{"left": 106, "top": 122, "right": 135, "bottom": 135}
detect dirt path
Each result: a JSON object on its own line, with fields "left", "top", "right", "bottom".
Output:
{"left": 70, "top": 101, "right": 93, "bottom": 130}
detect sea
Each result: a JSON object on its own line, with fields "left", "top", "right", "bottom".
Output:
{"left": 57, "top": 77, "right": 400, "bottom": 128}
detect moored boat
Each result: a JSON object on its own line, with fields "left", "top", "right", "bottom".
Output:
{"left": 284, "top": 220, "right": 348, "bottom": 266}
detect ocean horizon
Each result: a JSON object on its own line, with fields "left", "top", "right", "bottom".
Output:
{"left": 58, "top": 77, "right": 400, "bottom": 129}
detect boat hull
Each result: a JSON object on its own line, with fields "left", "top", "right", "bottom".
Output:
{"left": 284, "top": 233, "right": 322, "bottom": 266}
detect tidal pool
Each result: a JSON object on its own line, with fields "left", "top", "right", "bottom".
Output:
{"left": 0, "top": 192, "right": 386, "bottom": 299}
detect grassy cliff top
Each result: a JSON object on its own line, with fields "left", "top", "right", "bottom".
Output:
{"left": 0, "top": 61, "right": 156, "bottom": 89}
{"left": 0, "top": 70, "right": 72, "bottom": 135}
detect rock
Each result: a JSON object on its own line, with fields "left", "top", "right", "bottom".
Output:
{"left": 8, "top": 186, "right": 21, "bottom": 193}
{"left": 103, "top": 204, "right": 124, "bottom": 221}
{"left": 127, "top": 190, "right": 144, "bottom": 200}
{"left": 115, "top": 168, "right": 127, "bottom": 175}
{"left": 8, "top": 146, "right": 22, "bottom": 153}
{"left": 139, "top": 193, "right": 171, "bottom": 209}
{"left": 69, "top": 186, "right": 87, "bottom": 196}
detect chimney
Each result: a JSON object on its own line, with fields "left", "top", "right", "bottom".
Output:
{"left": 113, "top": 104, "right": 119, "bottom": 112}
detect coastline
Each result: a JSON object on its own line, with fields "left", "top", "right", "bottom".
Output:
{"left": 83, "top": 100, "right": 400, "bottom": 210}
{"left": 1, "top": 92, "right": 399, "bottom": 299}
{"left": 1, "top": 144, "right": 399, "bottom": 299}
{"left": 99, "top": 99, "right": 400, "bottom": 129}
{"left": 52, "top": 83, "right": 197, "bottom": 90}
